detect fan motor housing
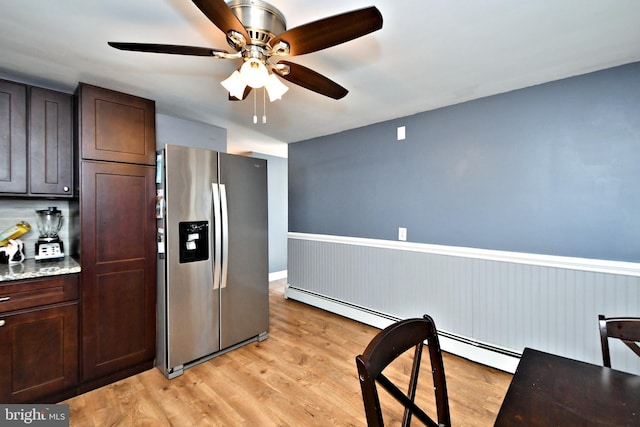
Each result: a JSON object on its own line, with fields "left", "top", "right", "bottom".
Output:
{"left": 227, "top": 0, "right": 286, "bottom": 46}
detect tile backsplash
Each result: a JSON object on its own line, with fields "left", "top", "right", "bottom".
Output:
{"left": 0, "top": 199, "right": 73, "bottom": 259}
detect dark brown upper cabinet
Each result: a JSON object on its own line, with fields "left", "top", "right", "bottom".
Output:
{"left": 29, "top": 87, "right": 73, "bottom": 197}
{"left": 0, "top": 79, "right": 73, "bottom": 198}
{"left": 76, "top": 83, "right": 155, "bottom": 165}
{"left": 0, "top": 79, "right": 27, "bottom": 194}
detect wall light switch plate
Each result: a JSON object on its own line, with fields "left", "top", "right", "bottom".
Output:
{"left": 397, "top": 126, "right": 406, "bottom": 141}
{"left": 398, "top": 227, "right": 407, "bottom": 241}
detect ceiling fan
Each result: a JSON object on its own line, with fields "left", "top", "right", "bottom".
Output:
{"left": 108, "top": 0, "right": 383, "bottom": 103}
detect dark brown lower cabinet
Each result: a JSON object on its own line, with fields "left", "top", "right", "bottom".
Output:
{"left": 0, "top": 275, "right": 79, "bottom": 403}
{"left": 0, "top": 159, "right": 157, "bottom": 401}
{"left": 79, "top": 160, "right": 156, "bottom": 391}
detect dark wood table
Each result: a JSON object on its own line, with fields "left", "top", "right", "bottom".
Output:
{"left": 494, "top": 347, "right": 640, "bottom": 426}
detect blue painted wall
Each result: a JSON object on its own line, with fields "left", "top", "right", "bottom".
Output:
{"left": 289, "top": 62, "right": 640, "bottom": 262}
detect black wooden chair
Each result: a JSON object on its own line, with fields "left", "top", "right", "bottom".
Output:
{"left": 598, "top": 314, "right": 640, "bottom": 368}
{"left": 355, "top": 314, "right": 451, "bottom": 427}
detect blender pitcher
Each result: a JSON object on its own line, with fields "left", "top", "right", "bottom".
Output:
{"left": 35, "top": 207, "right": 65, "bottom": 260}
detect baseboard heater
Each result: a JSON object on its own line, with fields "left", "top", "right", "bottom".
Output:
{"left": 284, "top": 285, "right": 521, "bottom": 373}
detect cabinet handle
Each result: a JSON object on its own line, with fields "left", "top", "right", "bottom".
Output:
{"left": 0, "top": 296, "right": 9, "bottom": 302}
{"left": 0, "top": 320, "right": 5, "bottom": 327}
{"left": 63, "top": 186, "right": 70, "bottom": 192}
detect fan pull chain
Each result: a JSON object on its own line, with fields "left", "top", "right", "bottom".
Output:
{"left": 262, "top": 88, "right": 267, "bottom": 124}
{"left": 253, "top": 90, "right": 258, "bottom": 124}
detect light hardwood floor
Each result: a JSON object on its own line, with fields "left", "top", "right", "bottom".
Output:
{"left": 62, "top": 282, "right": 512, "bottom": 426}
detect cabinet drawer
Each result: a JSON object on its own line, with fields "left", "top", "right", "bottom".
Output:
{"left": 0, "top": 275, "right": 78, "bottom": 313}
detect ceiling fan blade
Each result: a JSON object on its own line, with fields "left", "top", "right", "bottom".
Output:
{"left": 191, "top": 0, "right": 251, "bottom": 43}
{"left": 108, "top": 42, "right": 228, "bottom": 56}
{"left": 229, "top": 86, "right": 252, "bottom": 101}
{"left": 270, "top": 6, "right": 383, "bottom": 56}
{"left": 277, "top": 61, "right": 348, "bottom": 99}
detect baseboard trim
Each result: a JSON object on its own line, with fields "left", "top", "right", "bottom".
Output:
{"left": 269, "top": 270, "right": 287, "bottom": 282}
{"left": 284, "top": 285, "right": 520, "bottom": 374}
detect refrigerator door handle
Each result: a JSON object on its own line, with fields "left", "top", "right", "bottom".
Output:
{"left": 220, "top": 184, "right": 229, "bottom": 289}
{"left": 212, "top": 183, "right": 222, "bottom": 290}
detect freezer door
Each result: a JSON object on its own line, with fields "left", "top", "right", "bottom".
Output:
{"left": 219, "top": 153, "right": 269, "bottom": 349}
{"left": 165, "top": 145, "right": 220, "bottom": 369}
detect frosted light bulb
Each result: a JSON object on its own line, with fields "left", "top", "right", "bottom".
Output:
{"left": 240, "top": 58, "right": 269, "bottom": 89}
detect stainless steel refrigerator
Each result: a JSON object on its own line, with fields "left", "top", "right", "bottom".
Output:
{"left": 156, "top": 144, "right": 269, "bottom": 379}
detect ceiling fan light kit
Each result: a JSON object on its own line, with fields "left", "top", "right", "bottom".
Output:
{"left": 108, "top": 0, "right": 383, "bottom": 121}
{"left": 221, "top": 70, "right": 247, "bottom": 99}
{"left": 265, "top": 73, "right": 288, "bottom": 101}
{"left": 240, "top": 58, "right": 269, "bottom": 88}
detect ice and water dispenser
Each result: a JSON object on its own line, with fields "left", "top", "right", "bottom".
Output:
{"left": 178, "top": 221, "right": 209, "bottom": 263}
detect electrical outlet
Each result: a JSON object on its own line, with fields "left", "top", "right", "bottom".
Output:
{"left": 398, "top": 227, "right": 407, "bottom": 241}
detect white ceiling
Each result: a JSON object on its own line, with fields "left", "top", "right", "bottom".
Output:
{"left": 1, "top": 0, "right": 639, "bottom": 156}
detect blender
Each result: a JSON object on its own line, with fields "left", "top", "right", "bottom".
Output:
{"left": 35, "top": 207, "right": 65, "bottom": 261}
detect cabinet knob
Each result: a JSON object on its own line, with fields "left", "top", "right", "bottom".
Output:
{"left": 0, "top": 320, "right": 5, "bottom": 327}
{"left": 63, "top": 186, "right": 70, "bottom": 192}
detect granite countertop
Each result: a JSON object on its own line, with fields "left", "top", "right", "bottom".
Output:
{"left": 0, "top": 257, "right": 81, "bottom": 282}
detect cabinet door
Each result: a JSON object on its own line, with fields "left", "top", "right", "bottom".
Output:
{"left": 0, "top": 79, "right": 27, "bottom": 194}
{"left": 29, "top": 87, "right": 73, "bottom": 196}
{"left": 80, "top": 160, "right": 156, "bottom": 382}
{"left": 0, "top": 302, "right": 78, "bottom": 403}
{"left": 76, "top": 83, "right": 155, "bottom": 165}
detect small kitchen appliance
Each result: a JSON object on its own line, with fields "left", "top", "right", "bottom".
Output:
{"left": 35, "top": 207, "right": 65, "bottom": 261}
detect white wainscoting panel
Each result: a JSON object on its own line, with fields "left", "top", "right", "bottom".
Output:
{"left": 286, "top": 233, "right": 640, "bottom": 374}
